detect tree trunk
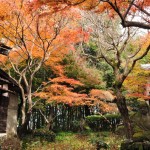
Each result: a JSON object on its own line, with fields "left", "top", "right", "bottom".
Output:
{"left": 84, "top": 105, "right": 90, "bottom": 116}
{"left": 18, "top": 112, "right": 32, "bottom": 138}
{"left": 116, "top": 89, "right": 133, "bottom": 139}
{"left": 19, "top": 92, "right": 33, "bottom": 137}
{"left": 21, "top": 98, "right": 26, "bottom": 125}
{"left": 45, "top": 105, "right": 55, "bottom": 131}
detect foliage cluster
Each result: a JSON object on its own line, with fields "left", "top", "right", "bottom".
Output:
{"left": 86, "top": 114, "right": 121, "bottom": 131}
{"left": 86, "top": 114, "right": 121, "bottom": 121}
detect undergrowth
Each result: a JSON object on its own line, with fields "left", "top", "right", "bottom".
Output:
{"left": 22, "top": 131, "right": 124, "bottom": 150}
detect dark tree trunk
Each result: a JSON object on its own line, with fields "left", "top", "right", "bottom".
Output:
{"left": 84, "top": 105, "right": 90, "bottom": 116}
{"left": 18, "top": 112, "right": 32, "bottom": 138}
{"left": 116, "top": 89, "right": 133, "bottom": 139}
{"left": 48, "top": 106, "right": 54, "bottom": 130}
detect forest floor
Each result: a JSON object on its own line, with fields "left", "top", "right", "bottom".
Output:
{"left": 23, "top": 131, "right": 124, "bottom": 150}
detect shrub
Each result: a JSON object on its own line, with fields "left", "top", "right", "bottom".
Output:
{"left": 86, "top": 114, "right": 121, "bottom": 121}
{"left": 33, "top": 128, "right": 56, "bottom": 142}
{"left": 71, "top": 119, "right": 91, "bottom": 132}
{"left": 89, "top": 133, "right": 109, "bottom": 150}
{"left": 115, "top": 125, "right": 125, "bottom": 136}
{"left": 85, "top": 114, "right": 121, "bottom": 131}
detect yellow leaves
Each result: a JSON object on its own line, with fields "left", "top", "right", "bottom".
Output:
{"left": 141, "top": 33, "right": 150, "bottom": 49}
{"left": 133, "top": 33, "right": 150, "bottom": 59}
{"left": 124, "top": 61, "right": 150, "bottom": 98}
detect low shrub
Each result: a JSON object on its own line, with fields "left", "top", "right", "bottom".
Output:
{"left": 33, "top": 128, "right": 56, "bottom": 142}
{"left": 86, "top": 114, "right": 121, "bottom": 131}
{"left": 115, "top": 125, "right": 125, "bottom": 136}
{"left": 89, "top": 133, "right": 109, "bottom": 150}
{"left": 86, "top": 114, "right": 121, "bottom": 121}
{"left": 71, "top": 119, "right": 91, "bottom": 132}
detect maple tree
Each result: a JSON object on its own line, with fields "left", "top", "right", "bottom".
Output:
{"left": 35, "top": 76, "right": 88, "bottom": 106}
{"left": 34, "top": 49, "right": 116, "bottom": 129}
{"left": 35, "top": 74, "right": 116, "bottom": 128}
{"left": 80, "top": 12, "right": 150, "bottom": 139}
{"left": 29, "top": 0, "right": 150, "bottom": 29}
{"left": 35, "top": 52, "right": 102, "bottom": 107}
{"left": 0, "top": 0, "right": 87, "bottom": 131}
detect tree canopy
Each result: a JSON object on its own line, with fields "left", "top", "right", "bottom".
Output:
{"left": 0, "top": 0, "right": 149, "bottom": 140}
{"left": 29, "top": 0, "right": 150, "bottom": 29}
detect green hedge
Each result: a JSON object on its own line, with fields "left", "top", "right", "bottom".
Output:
{"left": 86, "top": 114, "right": 121, "bottom": 121}
{"left": 85, "top": 114, "right": 121, "bottom": 131}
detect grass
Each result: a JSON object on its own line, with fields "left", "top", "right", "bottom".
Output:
{"left": 23, "top": 131, "right": 124, "bottom": 150}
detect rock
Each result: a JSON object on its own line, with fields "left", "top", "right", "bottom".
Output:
{"left": 120, "top": 141, "right": 150, "bottom": 150}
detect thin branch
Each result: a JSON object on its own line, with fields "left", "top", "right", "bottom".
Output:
{"left": 123, "top": 0, "right": 135, "bottom": 19}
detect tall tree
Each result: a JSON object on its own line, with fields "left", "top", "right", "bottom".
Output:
{"left": 0, "top": 0, "right": 85, "bottom": 131}
{"left": 80, "top": 12, "right": 150, "bottom": 139}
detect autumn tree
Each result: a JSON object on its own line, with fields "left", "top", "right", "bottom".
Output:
{"left": 29, "top": 0, "right": 150, "bottom": 139}
{"left": 80, "top": 12, "right": 150, "bottom": 139}
{"left": 29, "top": 0, "right": 150, "bottom": 29}
{"left": 0, "top": 0, "right": 85, "bottom": 132}
{"left": 124, "top": 53, "right": 150, "bottom": 100}
{"left": 35, "top": 52, "right": 116, "bottom": 128}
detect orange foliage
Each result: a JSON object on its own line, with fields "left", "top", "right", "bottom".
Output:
{"left": 35, "top": 76, "right": 90, "bottom": 106}
{"left": 0, "top": 0, "right": 90, "bottom": 70}
{"left": 89, "top": 89, "right": 115, "bottom": 102}
{"left": 29, "top": 0, "right": 150, "bottom": 29}
{"left": 124, "top": 34, "right": 150, "bottom": 98}
{"left": 0, "top": 0, "right": 91, "bottom": 115}
{"left": 50, "top": 76, "right": 84, "bottom": 86}
{"left": 89, "top": 89, "right": 117, "bottom": 113}
{"left": 0, "top": 0, "right": 118, "bottom": 114}
{"left": 35, "top": 76, "right": 117, "bottom": 112}
{"left": 29, "top": 0, "right": 150, "bottom": 13}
